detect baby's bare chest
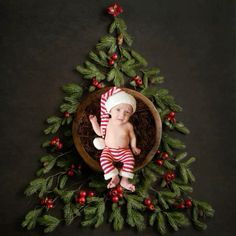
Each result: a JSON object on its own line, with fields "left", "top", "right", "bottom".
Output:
{"left": 106, "top": 125, "right": 129, "bottom": 139}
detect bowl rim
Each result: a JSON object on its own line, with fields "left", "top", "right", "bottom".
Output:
{"left": 72, "top": 87, "right": 162, "bottom": 172}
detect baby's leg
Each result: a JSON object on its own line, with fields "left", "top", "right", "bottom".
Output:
{"left": 100, "top": 148, "right": 119, "bottom": 188}
{"left": 119, "top": 149, "right": 135, "bottom": 192}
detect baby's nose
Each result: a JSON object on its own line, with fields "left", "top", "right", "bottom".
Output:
{"left": 118, "top": 112, "right": 125, "bottom": 118}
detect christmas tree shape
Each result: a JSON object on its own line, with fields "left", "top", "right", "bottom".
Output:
{"left": 22, "top": 3, "right": 214, "bottom": 234}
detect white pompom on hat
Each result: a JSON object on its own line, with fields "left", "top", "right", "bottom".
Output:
{"left": 105, "top": 91, "right": 136, "bottom": 113}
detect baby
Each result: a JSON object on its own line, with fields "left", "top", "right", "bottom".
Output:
{"left": 89, "top": 87, "right": 141, "bottom": 192}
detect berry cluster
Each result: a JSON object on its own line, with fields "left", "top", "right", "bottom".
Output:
{"left": 155, "top": 151, "right": 169, "bottom": 166}
{"left": 92, "top": 77, "right": 103, "bottom": 89}
{"left": 132, "top": 75, "right": 143, "bottom": 86}
{"left": 108, "top": 53, "right": 118, "bottom": 66}
{"left": 164, "top": 170, "right": 176, "bottom": 182}
{"left": 50, "top": 136, "right": 63, "bottom": 150}
{"left": 108, "top": 186, "right": 124, "bottom": 203}
{"left": 75, "top": 190, "right": 95, "bottom": 205}
{"left": 174, "top": 198, "right": 192, "bottom": 209}
{"left": 107, "top": 3, "right": 123, "bottom": 17}
{"left": 67, "top": 164, "right": 81, "bottom": 176}
{"left": 40, "top": 197, "right": 54, "bottom": 209}
{"left": 166, "top": 111, "right": 176, "bottom": 124}
{"left": 143, "top": 197, "right": 155, "bottom": 210}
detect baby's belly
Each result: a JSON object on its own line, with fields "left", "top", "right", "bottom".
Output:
{"left": 105, "top": 137, "right": 129, "bottom": 149}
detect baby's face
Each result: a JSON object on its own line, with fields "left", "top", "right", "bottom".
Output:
{"left": 110, "top": 103, "right": 133, "bottom": 124}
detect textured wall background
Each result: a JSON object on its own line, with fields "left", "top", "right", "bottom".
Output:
{"left": 0, "top": 0, "right": 235, "bottom": 235}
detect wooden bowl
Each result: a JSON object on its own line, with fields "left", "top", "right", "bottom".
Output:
{"left": 72, "top": 87, "right": 162, "bottom": 172}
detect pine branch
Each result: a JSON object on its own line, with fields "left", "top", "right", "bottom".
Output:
{"left": 89, "top": 51, "right": 108, "bottom": 67}
{"left": 44, "top": 116, "right": 62, "bottom": 135}
{"left": 24, "top": 178, "right": 48, "bottom": 197}
{"left": 96, "top": 35, "right": 117, "bottom": 54}
{"left": 157, "top": 212, "right": 167, "bottom": 235}
{"left": 81, "top": 197, "right": 105, "bottom": 228}
{"left": 54, "top": 188, "right": 75, "bottom": 204}
{"left": 76, "top": 62, "right": 105, "bottom": 81}
{"left": 64, "top": 203, "right": 81, "bottom": 225}
{"left": 109, "top": 203, "right": 124, "bottom": 231}
{"left": 62, "top": 83, "right": 83, "bottom": 97}
{"left": 125, "top": 194, "right": 146, "bottom": 231}
{"left": 174, "top": 122, "right": 190, "bottom": 134}
{"left": 131, "top": 50, "right": 148, "bottom": 67}
{"left": 59, "top": 175, "right": 68, "bottom": 189}
{"left": 37, "top": 215, "right": 60, "bottom": 233}
{"left": 175, "top": 152, "right": 188, "bottom": 162}
{"left": 107, "top": 67, "right": 124, "bottom": 86}
{"left": 22, "top": 208, "right": 43, "bottom": 230}
{"left": 164, "top": 211, "right": 190, "bottom": 231}
{"left": 162, "top": 133, "right": 186, "bottom": 150}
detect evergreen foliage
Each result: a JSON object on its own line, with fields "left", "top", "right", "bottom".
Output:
{"left": 22, "top": 3, "right": 214, "bottom": 234}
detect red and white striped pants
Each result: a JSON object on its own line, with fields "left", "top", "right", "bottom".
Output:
{"left": 100, "top": 147, "right": 135, "bottom": 180}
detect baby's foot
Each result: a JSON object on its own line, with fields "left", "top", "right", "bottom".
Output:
{"left": 107, "top": 175, "right": 120, "bottom": 189}
{"left": 120, "top": 177, "right": 135, "bottom": 192}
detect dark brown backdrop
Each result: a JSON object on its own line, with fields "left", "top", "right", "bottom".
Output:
{"left": 0, "top": 0, "right": 235, "bottom": 235}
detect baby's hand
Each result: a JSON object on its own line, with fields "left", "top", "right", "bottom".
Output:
{"left": 89, "top": 115, "right": 97, "bottom": 123}
{"left": 132, "top": 147, "right": 141, "bottom": 155}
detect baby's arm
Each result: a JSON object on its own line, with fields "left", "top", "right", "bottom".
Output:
{"left": 129, "top": 124, "right": 141, "bottom": 155}
{"left": 89, "top": 115, "right": 102, "bottom": 136}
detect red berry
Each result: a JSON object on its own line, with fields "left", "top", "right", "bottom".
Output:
{"left": 112, "top": 196, "right": 119, "bottom": 203}
{"left": 171, "top": 117, "right": 176, "bottom": 124}
{"left": 179, "top": 203, "right": 185, "bottom": 209}
{"left": 47, "top": 203, "right": 54, "bottom": 209}
{"left": 156, "top": 159, "right": 164, "bottom": 166}
{"left": 111, "top": 189, "right": 118, "bottom": 196}
{"left": 53, "top": 136, "right": 59, "bottom": 142}
{"left": 148, "top": 204, "right": 155, "bottom": 211}
{"left": 164, "top": 171, "right": 172, "bottom": 182}
{"left": 107, "top": 6, "right": 115, "bottom": 14}
{"left": 67, "top": 170, "right": 74, "bottom": 176}
{"left": 78, "top": 197, "right": 86, "bottom": 205}
{"left": 70, "top": 164, "right": 75, "bottom": 169}
{"left": 117, "top": 193, "right": 123, "bottom": 199}
{"left": 167, "top": 115, "right": 172, "bottom": 121}
{"left": 57, "top": 142, "right": 63, "bottom": 150}
{"left": 185, "top": 199, "right": 192, "bottom": 208}
{"left": 97, "top": 83, "right": 103, "bottom": 89}
{"left": 111, "top": 53, "right": 118, "bottom": 60}
{"left": 156, "top": 150, "right": 161, "bottom": 155}
{"left": 116, "top": 186, "right": 123, "bottom": 193}
{"left": 144, "top": 198, "right": 152, "bottom": 206}
{"left": 161, "top": 152, "right": 169, "bottom": 160}
{"left": 40, "top": 198, "right": 46, "bottom": 205}
{"left": 79, "top": 190, "right": 87, "bottom": 198}
{"left": 108, "top": 59, "right": 115, "bottom": 66}
{"left": 136, "top": 78, "right": 143, "bottom": 85}
{"left": 171, "top": 172, "right": 176, "bottom": 180}
{"left": 87, "top": 191, "right": 95, "bottom": 197}
{"left": 50, "top": 140, "right": 56, "bottom": 146}
{"left": 169, "top": 111, "right": 175, "bottom": 117}
{"left": 92, "top": 78, "right": 99, "bottom": 86}
{"left": 164, "top": 171, "right": 176, "bottom": 182}
{"left": 47, "top": 199, "right": 53, "bottom": 205}
{"left": 64, "top": 111, "right": 70, "bottom": 118}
